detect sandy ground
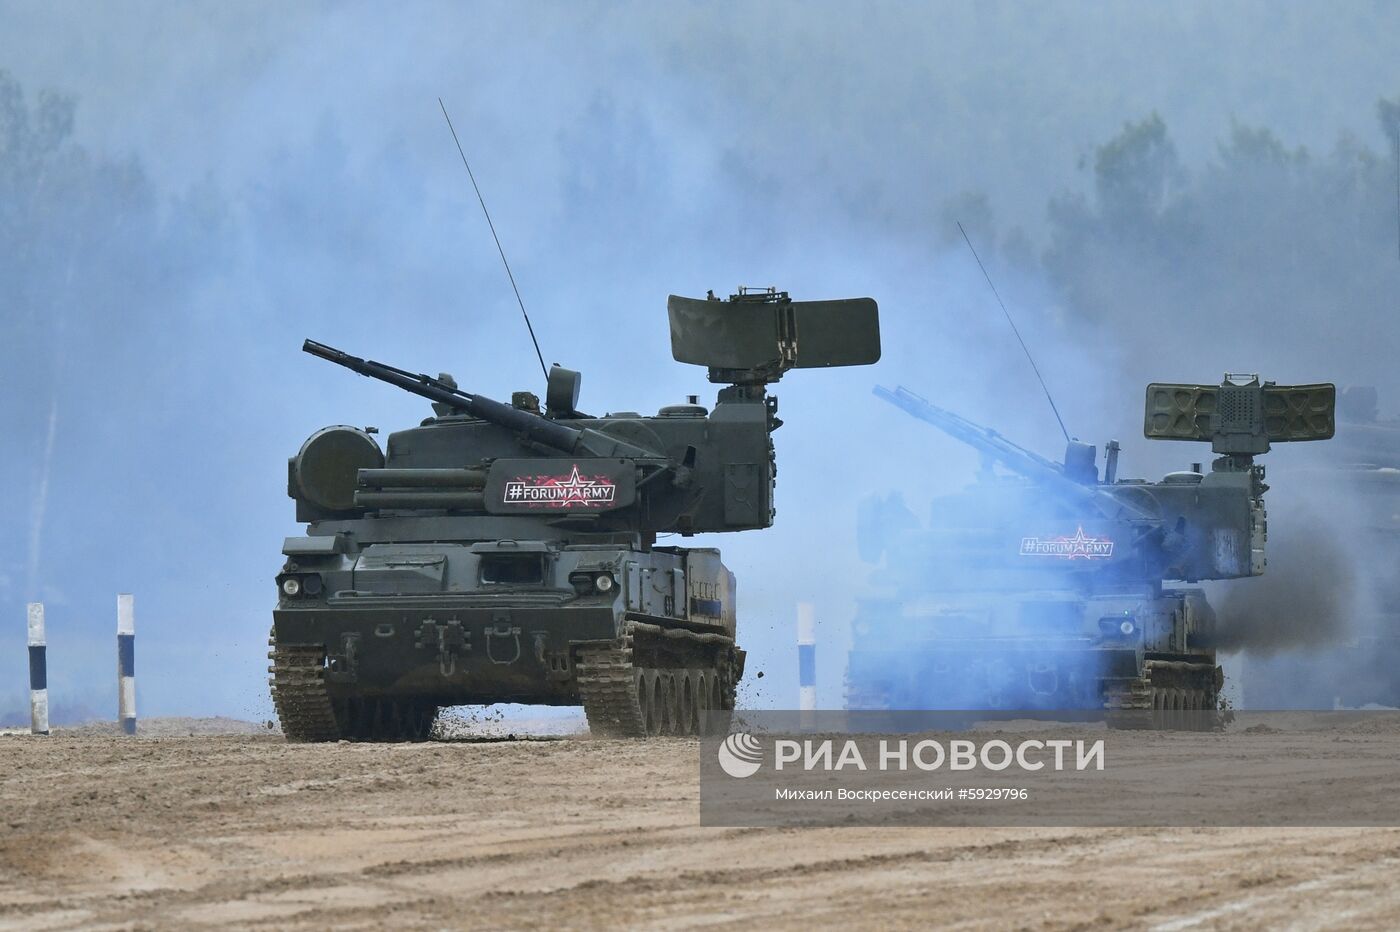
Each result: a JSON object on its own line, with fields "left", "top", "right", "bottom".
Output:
{"left": 3, "top": 720, "right": 1400, "bottom": 931}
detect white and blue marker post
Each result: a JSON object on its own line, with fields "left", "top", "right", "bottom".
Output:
{"left": 27, "top": 602, "right": 49, "bottom": 735}
{"left": 797, "top": 602, "right": 816, "bottom": 731}
{"left": 117, "top": 593, "right": 136, "bottom": 735}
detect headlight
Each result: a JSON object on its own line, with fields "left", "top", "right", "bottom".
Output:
{"left": 281, "top": 577, "right": 302, "bottom": 597}
{"left": 1098, "top": 615, "right": 1137, "bottom": 638}
{"left": 568, "top": 570, "right": 617, "bottom": 596}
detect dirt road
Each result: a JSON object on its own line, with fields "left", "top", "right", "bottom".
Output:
{"left": 3, "top": 724, "right": 1400, "bottom": 930}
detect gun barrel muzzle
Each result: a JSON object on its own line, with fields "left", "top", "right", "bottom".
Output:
{"left": 302, "top": 339, "right": 347, "bottom": 362}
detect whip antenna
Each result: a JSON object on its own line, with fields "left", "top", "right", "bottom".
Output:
{"left": 439, "top": 98, "right": 548, "bottom": 382}
{"left": 957, "top": 221, "right": 1070, "bottom": 443}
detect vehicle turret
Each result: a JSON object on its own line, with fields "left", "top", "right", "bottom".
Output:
{"left": 869, "top": 375, "right": 1335, "bottom": 582}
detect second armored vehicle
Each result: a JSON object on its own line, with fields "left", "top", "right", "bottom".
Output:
{"left": 849, "top": 375, "right": 1334, "bottom": 727}
{"left": 271, "top": 288, "right": 880, "bottom": 740}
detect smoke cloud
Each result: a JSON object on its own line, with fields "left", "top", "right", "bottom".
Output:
{"left": 1, "top": 3, "right": 1398, "bottom": 720}
{"left": 1214, "top": 509, "right": 1357, "bottom": 653}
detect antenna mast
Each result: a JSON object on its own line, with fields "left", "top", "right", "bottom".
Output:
{"left": 439, "top": 98, "right": 548, "bottom": 382}
{"left": 956, "top": 221, "right": 1070, "bottom": 444}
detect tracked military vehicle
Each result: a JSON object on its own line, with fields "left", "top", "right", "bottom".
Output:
{"left": 848, "top": 375, "right": 1334, "bottom": 727}
{"left": 270, "top": 288, "right": 880, "bottom": 741}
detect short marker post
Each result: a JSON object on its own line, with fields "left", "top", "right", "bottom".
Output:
{"left": 117, "top": 593, "right": 136, "bottom": 735}
{"left": 798, "top": 602, "right": 816, "bottom": 732}
{"left": 27, "top": 603, "right": 49, "bottom": 735}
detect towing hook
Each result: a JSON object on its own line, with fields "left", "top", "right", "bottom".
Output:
{"left": 485, "top": 622, "right": 522, "bottom": 665}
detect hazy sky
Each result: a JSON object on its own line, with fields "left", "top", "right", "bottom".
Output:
{"left": 2, "top": 2, "right": 1397, "bottom": 722}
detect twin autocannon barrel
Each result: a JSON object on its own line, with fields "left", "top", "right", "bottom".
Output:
{"left": 302, "top": 339, "right": 583, "bottom": 454}
{"left": 874, "top": 385, "right": 1101, "bottom": 505}
{"left": 302, "top": 339, "right": 660, "bottom": 461}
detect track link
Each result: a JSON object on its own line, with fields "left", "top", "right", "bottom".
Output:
{"left": 576, "top": 642, "right": 648, "bottom": 737}
{"left": 268, "top": 631, "right": 438, "bottom": 742}
{"left": 268, "top": 635, "right": 342, "bottom": 742}
{"left": 1106, "top": 659, "right": 1223, "bottom": 731}
{"left": 576, "top": 623, "right": 740, "bottom": 738}
{"left": 1103, "top": 673, "right": 1154, "bottom": 729}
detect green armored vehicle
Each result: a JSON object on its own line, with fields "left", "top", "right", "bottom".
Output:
{"left": 849, "top": 375, "right": 1334, "bottom": 727}
{"left": 270, "top": 288, "right": 879, "bottom": 740}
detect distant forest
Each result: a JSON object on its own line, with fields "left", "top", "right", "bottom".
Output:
{"left": 7, "top": 62, "right": 1397, "bottom": 375}
{"left": 1019, "top": 104, "right": 1398, "bottom": 382}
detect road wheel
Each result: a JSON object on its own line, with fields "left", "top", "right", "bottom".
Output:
{"left": 676, "top": 671, "right": 696, "bottom": 736}
{"left": 638, "top": 672, "right": 656, "bottom": 735}
{"left": 695, "top": 671, "right": 711, "bottom": 736}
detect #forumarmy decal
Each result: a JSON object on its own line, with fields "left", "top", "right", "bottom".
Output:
{"left": 1019, "top": 526, "right": 1114, "bottom": 559}
{"left": 503, "top": 464, "right": 617, "bottom": 508}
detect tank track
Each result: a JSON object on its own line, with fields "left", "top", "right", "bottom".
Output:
{"left": 268, "top": 629, "right": 437, "bottom": 742}
{"left": 574, "top": 645, "right": 647, "bottom": 736}
{"left": 268, "top": 634, "right": 342, "bottom": 743}
{"left": 1105, "top": 659, "right": 1223, "bottom": 731}
{"left": 576, "top": 621, "right": 741, "bottom": 738}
